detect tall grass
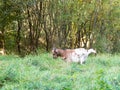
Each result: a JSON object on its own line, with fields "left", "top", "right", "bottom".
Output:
{"left": 0, "top": 53, "right": 120, "bottom": 90}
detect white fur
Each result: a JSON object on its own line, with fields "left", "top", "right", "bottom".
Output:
{"left": 69, "top": 48, "right": 96, "bottom": 64}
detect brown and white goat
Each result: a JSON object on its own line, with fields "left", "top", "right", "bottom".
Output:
{"left": 52, "top": 48, "right": 96, "bottom": 64}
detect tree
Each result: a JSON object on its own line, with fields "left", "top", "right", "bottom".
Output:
{"left": 0, "top": 0, "right": 119, "bottom": 55}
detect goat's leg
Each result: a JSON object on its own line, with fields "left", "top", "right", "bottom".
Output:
{"left": 80, "top": 58, "right": 85, "bottom": 64}
{"left": 80, "top": 60, "right": 83, "bottom": 64}
{"left": 62, "top": 56, "right": 66, "bottom": 60}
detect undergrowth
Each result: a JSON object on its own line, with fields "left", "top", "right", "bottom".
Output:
{"left": 0, "top": 53, "right": 120, "bottom": 90}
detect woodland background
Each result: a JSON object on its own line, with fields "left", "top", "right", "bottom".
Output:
{"left": 0, "top": 0, "right": 120, "bottom": 56}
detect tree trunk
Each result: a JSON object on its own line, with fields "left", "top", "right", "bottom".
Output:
{"left": 1, "top": 28, "right": 5, "bottom": 55}
{"left": 27, "top": 5, "right": 34, "bottom": 52}
{"left": 16, "top": 20, "right": 22, "bottom": 54}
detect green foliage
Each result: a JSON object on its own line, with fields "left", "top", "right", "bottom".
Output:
{"left": 0, "top": 0, "right": 119, "bottom": 54}
{"left": 95, "top": 69, "right": 112, "bottom": 90}
{"left": 0, "top": 53, "right": 120, "bottom": 90}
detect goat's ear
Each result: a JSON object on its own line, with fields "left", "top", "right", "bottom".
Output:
{"left": 52, "top": 47, "right": 57, "bottom": 53}
{"left": 52, "top": 47, "right": 56, "bottom": 50}
{"left": 52, "top": 44, "right": 56, "bottom": 50}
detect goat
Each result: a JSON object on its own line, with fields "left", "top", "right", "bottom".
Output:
{"left": 52, "top": 48, "right": 96, "bottom": 64}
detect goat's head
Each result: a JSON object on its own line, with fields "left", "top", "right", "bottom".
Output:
{"left": 52, "top": 48, "right": 58, "bottom": 59}
{"left": 52, "top": 48, "right": 64, "bottom": 59}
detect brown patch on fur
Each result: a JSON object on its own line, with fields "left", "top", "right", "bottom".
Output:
{"left": 52, "top": 48, "right": 75, "bottom": 61}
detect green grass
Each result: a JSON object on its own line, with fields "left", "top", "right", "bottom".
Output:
{"left": 0, "top": 53, "right": 120, "bottom": 90}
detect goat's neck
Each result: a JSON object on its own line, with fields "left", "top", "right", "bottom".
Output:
{"left": 57, "top": 49, "right": 65, "bottom": 57}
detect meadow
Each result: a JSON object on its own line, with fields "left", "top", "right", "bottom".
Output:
{"left": 0, "top": 53, "right": 120, "bottom": 90}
